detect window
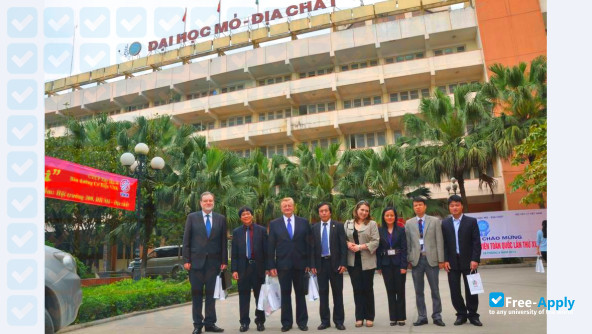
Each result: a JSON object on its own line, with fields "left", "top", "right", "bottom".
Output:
{"left": 344, "top": 100, "right": 351, "bottom": 109}
{"left": 448, "top": 84, "right": 457, "bottom": 93}
{"left": 390, "top": 93, "right": 398, "bottom": 102}
{"left": 193, "top": 121, "right": 214, "bottom": 131}
{"left": 298, "top": 102, "right": 334, "bottom": 115}
{"left": 233, "top": 149, "right": 251, "bottom": 158}
{"left": 434, "top": 45, "right": 466, "bottom": 56}
{"left": 400, "top": 92, "right": 409, "bottom": 101}
{"left": 258, "top": 75, "right": 290, "bottom": 86}
{"left": 391, "top": 88, "right": 429, "bottom": 101}
{"left": 363, "top": 97, "right": 371, "bottom": 106}
{"left": 221, "top": 115, "right": 251, "bottom": 128}
{"left": 373, "top": 96, "right": 382, "bottom": 104}
{"left": 421, "top": 88, "right": 430, "bottom": 98}
{"left": 437, "top": 86, "right": 447, "bottom": 93}
{"left": 328, "top": 102, "right": 336, "bottom": 111}
{"left": 349, "top": 132, "right": 386, "bottom": 149}
{"left": 263, "top": 144, "right": 294, "bottom": 158}
{"left": 394, "top": 131, "right": 402, "bottom": 143}
{"left": 410, "top": 90, "right": 419, "bottom": 100}
{"left": 391, "top": 51, "right": 424, "bottom": 63}
{"left": 386, "top": 57, "right": 395, "bottom": 64}
{"left": 341, "top": 59, "right": 378, "bottom": 71}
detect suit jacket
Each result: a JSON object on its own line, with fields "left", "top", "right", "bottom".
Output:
{"left": 231, "top": 223, "right": 268, "bottom": 278}
{"left": 182, "top": 211, "right": 228, "bottom": 270}
{"left": 376, "top": 225, "right": 407, "bottom": 269}
{"left": 344, "top": 220, "right": 380, "bottom": 270}
{"left": 268, "top": 215, "right": 313, "bottom": 270}
{"left": 405, "top": 215, "right": 444, "bottom": 267}
{"left": 311, "top": 220, "right": 347, "bottom": 272}
{"left": 442, "top": 215, "right": 481, "bottom": 271}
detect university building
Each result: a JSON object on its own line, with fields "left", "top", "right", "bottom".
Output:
{"left": 44, "top": 0, "right": 547, "bottom": 212}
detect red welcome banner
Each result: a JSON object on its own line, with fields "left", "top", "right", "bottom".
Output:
{"left": 45, "top": 156, "right": 137, "bottom": 211}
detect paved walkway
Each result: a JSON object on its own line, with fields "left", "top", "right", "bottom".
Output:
{"left": 63, "top": 266, "right": 546, "bottom": 333}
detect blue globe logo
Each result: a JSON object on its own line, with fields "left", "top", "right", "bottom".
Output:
{"left": 478, "top": 220, "right": 490, "bottom": 237}
{"left": 129, "top": 42, "right": 142, "bottom": 56}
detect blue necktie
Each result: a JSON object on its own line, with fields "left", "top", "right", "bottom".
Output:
{"left": 287, "top": 217, "right": 293, "bottom": 239}
{"left": 246, "top": 227, "right": 251, "bottom": 259}
{"left": 321, "top": 223, "right": 329, "bottom": 256}
{"left": 205, "top": 214, "right": 211, "bottom": 238}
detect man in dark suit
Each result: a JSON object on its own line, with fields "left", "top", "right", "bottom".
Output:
{"left": 183, "top": 192, "right": 227, "bottom": 334}
{"left": 442, "top": 195, "right": 482, "bottom": 327}
{"left": 231, "top": 206, "right": 268, "bottom": 332}
{"left": 310, "top": 202, "right": 347, "bottom": 331}
{"left": 268, "top": 197, "right": 312, "bottom": 332}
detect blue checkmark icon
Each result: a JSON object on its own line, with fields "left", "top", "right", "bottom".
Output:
{"left": 489, "top": 292, "right": 504, "bottom": 307}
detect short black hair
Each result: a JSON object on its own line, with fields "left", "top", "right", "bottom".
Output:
{"left": 381, "top": 206, "right": 398, "bottom": 227}
{"left": 447, "top": 195, "right": 463, "bottom": 205}
{"left": 412, "top": 196, "right": 427, "bottom": 204}
{"left": 317, "top": 202, "right": 332, "bottom": 213}
{"left": 238, "top": 206, "right": 254, "bottom": 217}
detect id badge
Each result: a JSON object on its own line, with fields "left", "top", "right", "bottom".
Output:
{"left": 387, "top": 249, "right": 396, "bottom": 256}
{"left": 419, "top": 239, "right": 424, "bottom": 246}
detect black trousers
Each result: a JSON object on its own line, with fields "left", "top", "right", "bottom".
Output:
{"left": 541, "top": 251, "right": 547, "bottom": 262}
{"left": 189, "top": 263, "right": 219, "bottom": 328}
{"left": 348, "top": 265, "right": 375, "bottom": 321}
{"left": 237, "top": 262, "right": 265, "bottom": 326}
{"left": 381, "top": 265, "right": 406, "bottom": 321}
{"left": 447, "top": 268, "right": 479, "bottom": 319}
{"left": 318, "top": 258, "right": 345, "bottom": 326}
{"left": 278, "top": 268, "right": 308, "bottom": 327}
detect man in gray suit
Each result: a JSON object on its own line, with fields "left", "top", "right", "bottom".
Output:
{"left": 405, "top": 197, "right": 445, "bottom": 327}
{"left": 183, "top": 192, "right": 228, "bottom": 334}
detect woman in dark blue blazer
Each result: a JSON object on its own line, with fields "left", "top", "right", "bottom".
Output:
{"left": 376, "top": 206, "right": 408, "bottom": 326}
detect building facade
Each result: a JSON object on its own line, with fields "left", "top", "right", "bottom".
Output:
{"left": 44, "top": 0, "right": 547, "bottom": 212}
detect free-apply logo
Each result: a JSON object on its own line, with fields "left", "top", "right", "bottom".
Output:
{"left": 489, "top": 292, "right": 504, "bottom": 307}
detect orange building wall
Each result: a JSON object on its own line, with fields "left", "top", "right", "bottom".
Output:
{"left": 475, "top": 0, "right": 546, "bottom": 210}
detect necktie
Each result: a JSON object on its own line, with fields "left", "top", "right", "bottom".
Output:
{"left": 418, "top": 218, "right": 424, "bottom": 251}
{"left": 205, "top": 214, "right": 211, "bottom": 238}
{"left": 287, "top": 217, "right": 293, "bottom": 239}
{"left": 246, "top": 226, "right": 251, "bottom": 259}
{"left": 321, "top": 223, "right": 329, "bottom": 256}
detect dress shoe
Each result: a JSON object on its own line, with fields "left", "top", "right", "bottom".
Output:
{"left": 192, "top": 328, "right": 202, "bottom": 334}
{"left": 390, "top": 321, "right": 397, "bottom": 326}
{"left": 413, "top": 319, "right": 428, "bottom": 326}
{"left": 398, "top": 321, "right": 406, "bottom": 326}
{"left": 317, "top": 324, "right": 330, "bottom": 330}
{"left": 205, "top": 325, "right": 224, "bottom": 332}
{"left": 365, "top": 320, "right": 373, "bottom": 327}
{"left": 433, "top": 319, "right": 446, "bottom": 327}
{"left": 469, "top": 318, "right": 483, "bottom": 326}
{"left": 454, "top": 317, "right": 467, "bottom": 326}
{"left": 355, "top": 321, "right": 363, "bottom": 327}
{"left": 281, "top": 326, "right": 291, "bottom": 332}
{"left": 335, "top": 324, "right": 346, "bottom": 330}
{"left": 239, "top": 324, "right": 249, "bottom": 332}
{"left": 256, "top": 323, "right": 265, "bottom": 331}
{"left": 298, "top": 325, "right": 308, "bottom": 331}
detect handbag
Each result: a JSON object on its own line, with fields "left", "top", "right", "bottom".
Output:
{"left": 535, "top": 256, "right": 545, "bottom": 273}
{"left": 221, "top": 269, "right": 232, "bottom": 290}
{"left": 466, "top": 270, "right": 484, "bottom": 295}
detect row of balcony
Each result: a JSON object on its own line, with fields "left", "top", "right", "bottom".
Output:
{"left": 45, "top": 7, "right": 478, "bottom": 115}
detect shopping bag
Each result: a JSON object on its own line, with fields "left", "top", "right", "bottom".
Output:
{"left": 257, "top": 281, "right": 268, "bottom": 311}
{"left": 467, "top": 270, "right": 484, "bottom": 295}
{"left": 213, "top": 274, "right": 227, "bottom": 300}
{"left": 266, "top": 276, "right": 282, "bottom": 312}
{"left": 535, "top": 256, "right": 545, "bottom": 273}
{"left": 307, "top": 274, "right": 320, "bottom": 301}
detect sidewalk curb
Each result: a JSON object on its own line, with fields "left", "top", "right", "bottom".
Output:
{"left": 60, "top": 263, "right": 535, "bottom": 332}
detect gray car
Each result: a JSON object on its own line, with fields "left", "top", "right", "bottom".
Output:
{"left": 127, "top": 245, "right": 185, "bottom": 278}
{"left": 45, "top": 245, "right": 82, "bottom": 333}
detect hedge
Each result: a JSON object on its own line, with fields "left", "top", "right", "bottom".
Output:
{"left": 76, "top": 277, "right": 236, "bottom": 323}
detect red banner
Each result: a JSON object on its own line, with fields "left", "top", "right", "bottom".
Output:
{"left": 45, "top": 156, "right": 137, "bottom": 211}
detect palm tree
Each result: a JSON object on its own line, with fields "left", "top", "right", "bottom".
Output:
{"left": 481, "top": 56, "right": 547, "bottom": 159}
{"left": 402, "top": 83, "right": 496, "bottom": 211}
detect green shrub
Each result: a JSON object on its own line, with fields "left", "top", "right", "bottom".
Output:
{"left": 74, "top": 257, "right": 94, "bottom": 279}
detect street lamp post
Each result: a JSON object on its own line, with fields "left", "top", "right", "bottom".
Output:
{"left": 120, "top": 143, "right": 165, "bottom": 281}
{"left": 446, "top": 177, "right": 459, "bottom": 196}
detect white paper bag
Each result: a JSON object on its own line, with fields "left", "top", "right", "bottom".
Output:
{"left": 266, "top": 276, "right": 282, "bottom": 312}
{"left": 213, "top": 275, "right": 226, "bottom": 300}
{"left": 307, "top": 274, "right": 320, "bottom": 301}
{"left": 467, "top": 271, "right": 484, "bottom": 295}
{"left": 535, "top": 256, "right": 545, "bottom": 273}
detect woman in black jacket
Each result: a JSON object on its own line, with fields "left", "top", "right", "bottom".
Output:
{"left": 376, "top": 206, "right": 408, "bottom": 326}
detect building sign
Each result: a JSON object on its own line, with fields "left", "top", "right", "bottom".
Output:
{"left": 45, "top": 156, "right": 137, "bottom": 211}
{"left": 474, "top": 209, "right": 547, "bottom": 258}
{"left": 148, "top": 0, "right": 336, "bottom": 51}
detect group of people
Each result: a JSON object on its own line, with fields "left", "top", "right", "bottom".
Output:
{"left": 182, "top": 192, "right": 482, "bottom": 334}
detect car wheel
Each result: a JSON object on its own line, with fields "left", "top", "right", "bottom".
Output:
{"left": 171, "top": 266, "right": 179, "bottom": 279}
{"left": 45, "top": 308, "right": 55, "bottom": 334}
